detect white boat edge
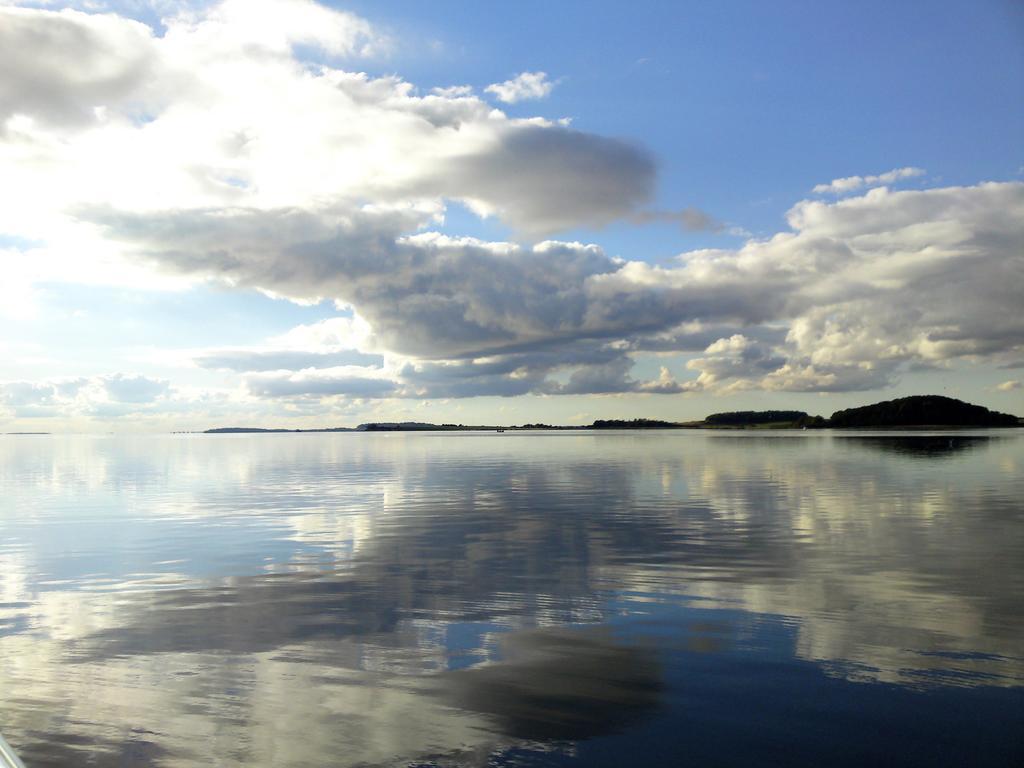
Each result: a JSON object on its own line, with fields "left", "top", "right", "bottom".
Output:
{"left": 0, "top": 733, "right": 26, "bottom": 768}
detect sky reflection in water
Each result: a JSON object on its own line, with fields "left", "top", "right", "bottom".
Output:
{"left": 0, "top": 431, "right": 1022, "bottom": 766}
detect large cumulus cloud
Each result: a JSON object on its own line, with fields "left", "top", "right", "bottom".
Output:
{"left": 212, "top": 182, "right": 1022, "bottom": 399}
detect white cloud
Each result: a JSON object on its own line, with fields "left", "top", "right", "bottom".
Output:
{"left": 685, "top": 335, "right": 786, "bottom": 392}
{"left": 197, "top": 349, "right": 384, "bottom": 372}
{"left": 485, "top": 71, "right": 555, "bottom": 103}
{"left": 168, "top": 0, "right": 384, "bottom": 59}
{"left": 245, "top": 368, "right": 397, "bottom": 398}
{"left": 101, "top": 372, "right": 171, "bottom": 403}
{"left": 192, "top": 315, "right": 383, "bottom": 372}
{"left": 430, "top": 85, "right": 473, "bottom": 98}
{"left": 0, "top": 5, "right": 158, "bottom": 130}
{"left": 0, "top": 373, "right": 173, "bottom": 418}
{"left": 996, "top": 380, "right": 1021, "bottom": 392}
{"left": 813, "top": 167, "right": 925, "bottom": 195}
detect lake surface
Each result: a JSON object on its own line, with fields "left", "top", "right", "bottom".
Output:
{"left": 1, "top": 430, "right": 1022, "bottom": 767}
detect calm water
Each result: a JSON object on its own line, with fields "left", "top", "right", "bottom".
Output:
{"left": 1, "top": 431, "right": 1022, "bottom": 767}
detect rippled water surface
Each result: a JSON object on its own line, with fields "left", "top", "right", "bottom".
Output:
{"left": 1, "top": 431, "right": 1022, "bottom": 767}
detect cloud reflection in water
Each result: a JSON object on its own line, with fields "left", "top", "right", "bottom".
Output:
{"left": 0, "top": 431, "right": 1021, "bottom": 765}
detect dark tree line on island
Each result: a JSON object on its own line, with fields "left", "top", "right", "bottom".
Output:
{"left": 203, "top": 396, "right": 1020, "bottom": 433}
{"left": 590, "top": 415, "right": 827, "bottom": 429}
{"left": 591, "top": 396, "right": 1018, "bottom": 429}
{"left": 827, "top": 396, "right": 1018, "bottom": 427}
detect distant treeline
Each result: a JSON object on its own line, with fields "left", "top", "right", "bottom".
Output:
{"left": 202, "top": 395, "right": 1020, "bottom": 434}
{"left": 700, "top": 397, "right": 1017, "bottom": 428}
{"left": 591, "top": 419, "right": 681, "bottom": 429}
{"left": 704, "top": 410, "right": 808, "bottom": 426}
{"left": 828, "top": 396, "right": 1018, "bottom": 427}
{"left": 587, "top": 396, "right": 1018, "bottom": 429}
{"left": 205, "top": 427, "right": 354, "bottom": 433}
{"left": 360, "top": 422, "right": 457, "bottom": 431}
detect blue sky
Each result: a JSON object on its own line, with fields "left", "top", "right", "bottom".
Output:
{"left": 0, "top": 0, "right": 1022, "bottom": 430}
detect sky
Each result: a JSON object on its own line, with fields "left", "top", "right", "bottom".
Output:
{"left": 0, "top": 0, "right": 1022, "bottom": 431}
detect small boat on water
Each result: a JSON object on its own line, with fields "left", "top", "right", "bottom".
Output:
{"left": 0, "top": 732, "right": 25, "bottom": 768}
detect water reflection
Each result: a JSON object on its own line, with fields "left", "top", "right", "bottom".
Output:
{"left": 432, "top": 626, "right": 663, "bottom": 741}
{"left": 0, "top": 431, "right": 1022, "bottom": 766}
{"left": 840, "top": 434, "right": 996, "bottom": 457}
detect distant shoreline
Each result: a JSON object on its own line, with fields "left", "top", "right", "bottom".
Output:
{"left": 194, "top": 423, "right": 1022, "bottom": 434}
{"left": 198, "top": 397, "right": 1021, "bottom": 433}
